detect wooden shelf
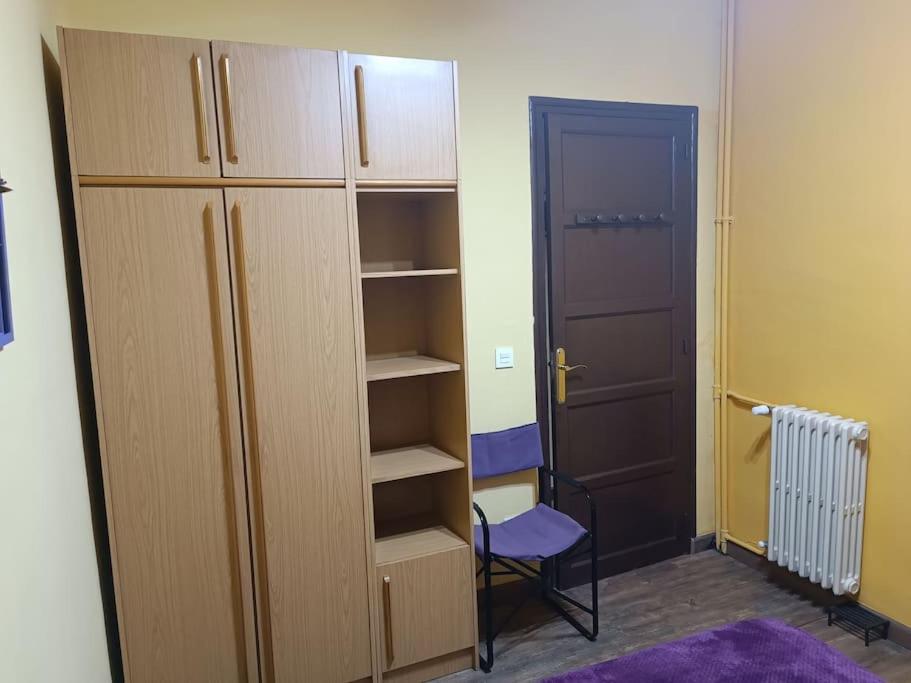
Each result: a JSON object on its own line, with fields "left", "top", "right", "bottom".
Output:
{"left": 371, "top": 444, "right": 464, "bottom": 484}
{"left": 361, "top": 268, "right": 458, "bottom": 280}
{"left": 366, "top": 355, "right": 460, "bottom": 382}
{"left": 375, "top": 525, "right": 467, "bottom": 565}
{"left": 356, "top": 187, "right": 456, "bottom": 194}
{"left": 356, "top": 180, "right": 457, "bottom": 190}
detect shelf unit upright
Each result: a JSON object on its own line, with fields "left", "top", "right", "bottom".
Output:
{"left": 342, "top": 54, "right": 478, "bottom": 680}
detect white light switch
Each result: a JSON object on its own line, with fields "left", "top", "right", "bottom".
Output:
{"left": 495, "top": 346, "right": 514, "bottom": 369}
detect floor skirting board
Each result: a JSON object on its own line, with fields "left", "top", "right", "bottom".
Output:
{"left": 690, "top": 533, "right": 716, "bottom": 554}
{"left": 724, "top": 543, "right": 911, "bottom": 651}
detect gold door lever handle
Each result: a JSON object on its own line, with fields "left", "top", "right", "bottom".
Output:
{"left": 555, "top": 348, "right": 587, "bottom": 405}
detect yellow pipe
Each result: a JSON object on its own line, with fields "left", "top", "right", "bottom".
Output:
{"left": 714, "top": 0, "right": 737, "bottom": 554}
{"left": 720, "top": 219, "right": 731, "bottom": 552}
{"left": 712, "top": 0, "right": 729, "bottom": 551}
{"left": 726, "top": 390, "right": 776, "bottom": 409}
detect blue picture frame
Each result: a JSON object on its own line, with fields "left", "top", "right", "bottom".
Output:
{"left": 0, "top": 177, "right": 13, "bottom": 349}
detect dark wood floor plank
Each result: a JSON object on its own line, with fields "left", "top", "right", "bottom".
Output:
{"left": 443, "top": 552, "right": 911, "bottom": 682}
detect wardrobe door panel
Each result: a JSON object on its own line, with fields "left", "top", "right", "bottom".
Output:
{"left": 63, "top": 29, "right": 219, "bottom": 177}
{"left": 214, "top": 42, "right": 345, "bottom": 178}
{"left": 377, "top": 547, "right": 474, "bottom": 672}
{"left": 348, "top": 54, "right": 457, "bottom": 181}
{"left": 79, "top": 188, "right": 256, "bottom": 682}
{"left": 227, "top": 188, "right": 372, "bottom": 682}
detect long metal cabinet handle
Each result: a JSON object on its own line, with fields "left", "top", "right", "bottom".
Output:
{"left": 191, "top": 54, "right": 211, "bottom": 163}
{"left": 220, "top": 55, "right": 239, "bottom": 163}
{"left": 354, "top": 65, "right": 369, "bottom": 167}
{"left": 382, "top": 575, "right": 394, "bottom": 666}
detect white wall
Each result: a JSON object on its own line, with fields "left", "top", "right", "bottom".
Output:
{"left": 0, "top": 0, "right": 110, "bottom": 680}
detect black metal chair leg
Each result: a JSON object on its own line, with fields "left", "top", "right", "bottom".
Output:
{"left": 590, "top": 520, "right": 599, "bottom": 639}
{"left": 480, "top": 549, "right": 494, "bottom": 673}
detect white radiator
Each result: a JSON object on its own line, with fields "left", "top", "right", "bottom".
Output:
{"left": 767, "top": 406, "right": 869, "bottom": 596}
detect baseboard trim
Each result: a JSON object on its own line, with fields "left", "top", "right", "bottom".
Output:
{"left": 724, "top": 544, "right": 911, "bottom": 650}
{"left": 690, "top": 533, "right": 716, "bottom": 554}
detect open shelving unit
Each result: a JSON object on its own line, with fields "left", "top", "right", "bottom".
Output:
{"left": 356, "top": 186, "right": 474, "bottom": 573}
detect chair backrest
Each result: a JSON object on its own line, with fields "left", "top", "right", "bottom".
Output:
{"left": 471, "top": 423, "right": 544, "bottom": 479}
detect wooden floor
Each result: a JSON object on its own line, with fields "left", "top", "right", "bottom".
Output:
{"left": 442, "top": 551, "right": 911, "bottom": 682}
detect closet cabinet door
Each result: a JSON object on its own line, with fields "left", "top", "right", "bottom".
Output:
{"left": 213, "top": 42, "right": 345, "bottom": 178}
{"left": 226, "top": 188, "right": 372, "bottom": 682}
{"left": 79, "top": 188, "right": 256, "bottom": 682}
{"left": 377, "top": 547, "right": 474, "bottom": 672}
{"left": 348, "top": 54, "right": 457, "bottom": 181}
{"left": 63, "top": 29, "right": 219, "bottom": 177}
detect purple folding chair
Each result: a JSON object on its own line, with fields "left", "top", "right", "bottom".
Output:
{"left": 473, "top": 423, "right": 598, "bottom": 673}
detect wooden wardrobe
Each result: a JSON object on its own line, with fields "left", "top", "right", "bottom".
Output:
{"left": 59, "top": 27, "right": 476, "bottom": 683}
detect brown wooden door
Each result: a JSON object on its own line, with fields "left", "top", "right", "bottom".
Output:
{"left": 226, "top": 188, "right": 372, "bottom": 682}
{"left": 347, "top": 54, "right": 457, "bottom": 181}
{"left": 540, "top": 103, "right": 696, "bottom": 586}
{"left": 213, "top": 42, "right": 345, "bottom": 178}
{"left": 79, "top": 188, "right": 257, "bottom": 681}
{"left": 63, "top": 29, "right": 220, "bottom": 177}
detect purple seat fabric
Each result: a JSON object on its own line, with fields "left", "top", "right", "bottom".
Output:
{"left": 472, "top": 423, "right": 544, "bottom": 479}
{"left": 474, "top": 503, "right": 588, "bottom": 561}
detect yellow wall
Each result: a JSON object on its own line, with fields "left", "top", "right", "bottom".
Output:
{"left": 0, "top": 0, "right": 111, "bottom": 680}
{"left": 0, "top": 1, "right": 723, "bottom": 677}
{"left": 727, "top": 0, "right": 911, "bottom": 625}
{"left": 56, "top": 0, "right": 723, "bottom": 529}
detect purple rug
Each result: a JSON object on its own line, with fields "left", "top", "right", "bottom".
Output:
{"left": 542, "top": 619, "right": 882, "bottom": 682}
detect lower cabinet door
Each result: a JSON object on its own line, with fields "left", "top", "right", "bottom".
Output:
{"left": 377, "top": 547, "right": 475, "bottom": 672}
{"left": 226, "top": 188, "right": 373, "bottom": 682}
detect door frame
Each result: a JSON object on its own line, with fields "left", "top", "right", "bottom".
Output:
{"left": 529, "top": 96, "right": 698, "bottom": 542}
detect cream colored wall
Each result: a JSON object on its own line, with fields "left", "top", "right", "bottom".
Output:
{"left": 0, "top": 0, "right": 111, "bottom": 680}
{"left": 726, "top": 0, "right": 911, "bottom": 625}
{"left": 56, "top": 0, "right": 723, "bottom": 530}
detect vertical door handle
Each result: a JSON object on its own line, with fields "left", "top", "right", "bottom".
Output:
{"left": 231, "top": 201, "right": 256, "bottom": 452}
{"left": 354, "top": 65, "right": 369, "bottom": 167}
{"left": 555, "top": 347, "right": 587, "bottom": 405}
{"left": 220, "top": 55, "right": 239, "bottom": 163}
{"left": 202, "top": 203, "right": 229, "bottom": 455}
{"left": 191, "top": 55, "right": 211, "bottom": 163}
{"left": 230, "top": 199, "right": 277, "bottom": 676}
{"left": 382, "top": 575, "right": 394, "bottom": 667}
